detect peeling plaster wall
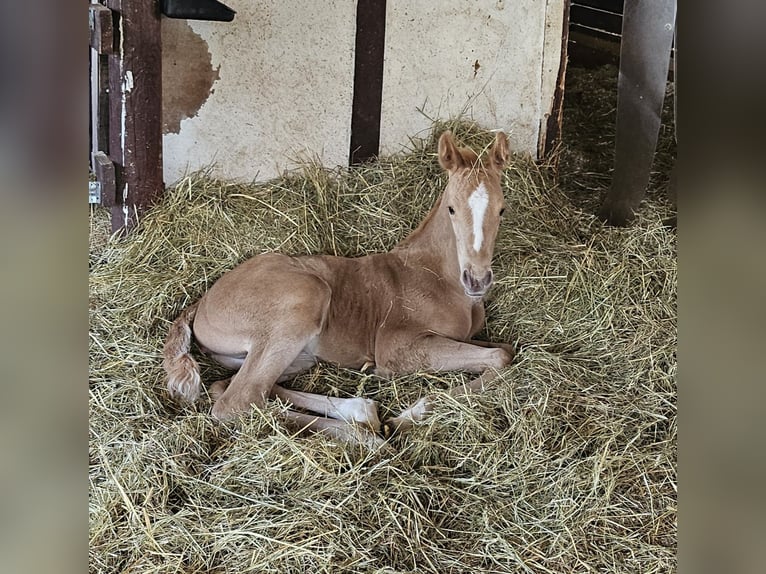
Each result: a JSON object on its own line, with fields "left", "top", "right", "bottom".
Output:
{"left": 162, "top": 0, "right": 357, "bottom": 184}
{"left": 381, "top": 0, "right": 566, "bottom": 156}
{"left": 161, "top": 0, "right": 565, "bottom": 184}
{"left": 162, "top": 19, "right": 220, "bottom": 135}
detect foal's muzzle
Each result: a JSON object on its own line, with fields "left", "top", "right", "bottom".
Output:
{"left": 461, "top": 268, "right": 494, "bottom": 297}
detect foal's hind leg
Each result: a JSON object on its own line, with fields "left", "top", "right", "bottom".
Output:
{"left": 208, "top": 378, "right": 232, "bottom": 401}
{"left": 206, "top": 272, "right": 331, "bottom": 420}
{"left": 283, "top": 410, "right": 386, "bottom": 449}
{"left": 210, "top": 337, "right": 318, "bottom": 420}
{"left": 208, "top": 379, "right": 382, "bottom": 439}
{"left": 209, "top": 311, "right": 326, "bottom": 419}
{"left": 272, "top": 386, "right": 381, "bottom": 433}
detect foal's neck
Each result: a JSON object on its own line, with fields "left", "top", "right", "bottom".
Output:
{"left": 393, "top": 192, "right": 459, "bottom": 280}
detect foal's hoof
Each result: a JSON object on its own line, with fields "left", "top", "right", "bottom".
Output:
{"left": 342, "top": 397, "right": 382, "bottom": 434}
{"left": 325, "top": 424, "right": 388, "bottom": 450}
{"left": 598, "top": 202, "right": 635, "bottom": 227}
{"left": 383, "top": 396, "right": 429, "bottom": 437}
{"left": 210, "top": 390, "right": 265, "bottom": 421}
{"left": 358, "top": 429, "right": 388, "bottom": 450}
{"left": 495, "top": 342, "right": 516, "bottom": 364}
{"left": 208, "top": 378, "right": 231, "bottom": 401}
{"left": 382, "top": 416, "right": 414, "bottom": 438}
{"left": 210, "top": 401, "right": 238, "bottom": 421}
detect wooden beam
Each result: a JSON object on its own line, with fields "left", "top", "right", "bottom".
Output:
{"left": 89, "top": 4, "right": 115, "bottom": 54}
{"left": 90, "top": 46, "right": 110, "bottom": 173}
{"left": 349, "top": 0, "right": 387, "bottom": 164}
{"left": 598, "top": 0, "right": 676, "bottom": 225}
{"left": 106, "top": 0, "right": 163, "bottom": 233}
{"left": 93, "top": 152, "right": 117, "bottom": 206}
{"left": 542, "top": 0, "right": 572, "bottom": 160}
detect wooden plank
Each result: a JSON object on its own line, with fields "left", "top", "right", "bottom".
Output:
{"left": 107, "top": 0, "right": 163, "bottom": 233}
{"left": 349, "top": 0, "right": 387, "bottom": 164}
{"left": 598, "top": 0, "right": 676, "bottom": 225}
{"left": 91, "top": 48, "right": 111, "bottom": 170}
{"left": 93, "top": 152, "right": 117, "bottom": 206}
{"left": 542, "top": 0, "right": 571, "bottom": 160}
{"left": 89, "top": 4, "right": 115, "bottom": 54}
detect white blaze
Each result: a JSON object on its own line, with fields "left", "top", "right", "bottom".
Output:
{"left": 468, "top": 183, "right": 489, "bottom": 252}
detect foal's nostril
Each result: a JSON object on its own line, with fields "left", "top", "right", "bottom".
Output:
{"left": 461, "top": 269, "right": 474, "bottom": 291}
{"left": 461, "top": 268, "right": 493, "bottom": 295}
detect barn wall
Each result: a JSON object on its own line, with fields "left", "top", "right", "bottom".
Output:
{"left": 162, "top": 1, "right": 357, "bottom": 184}
{"left": 380, "top": 0, "right": 566, "bottom": 157}
{"left": 161, "top": 0, "right": 566, "bottom": 185}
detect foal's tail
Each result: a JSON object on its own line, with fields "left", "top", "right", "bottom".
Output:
{"left": 163, "top": 301, "right": 201, "bottom": 402}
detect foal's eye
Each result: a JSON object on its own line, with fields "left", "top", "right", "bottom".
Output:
{"left": 448, "top": 206, "right": 455, "bottom": 215}
{"left": 499, "top": 208, "right": 506, "bottom": 216}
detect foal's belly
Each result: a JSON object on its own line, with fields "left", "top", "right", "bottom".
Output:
{"left": 313, "top": 330, "right": 375, "bottom": 371}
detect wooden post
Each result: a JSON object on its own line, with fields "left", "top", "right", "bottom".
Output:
{"left": 349, "top": 0, "right": 387, "bottom": 165}
{"left": 543, "top": 0, "right": 571, "bottom": 161}
{"left": 90, "top": 3, "right": 115, "bottom": 205}
{"left": 105, "top": 0, "right": 163, "bottom": 234}
{"left": 598, "top": 0, "right": 676, "bottom": 226}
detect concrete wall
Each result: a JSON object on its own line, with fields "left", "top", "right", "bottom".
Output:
{"left": 380, "top": 0, "right": 565, "bottom": 157}
{"left": 162, "top": 1, "right": 357, "bottom": 185}
{"left": 162, "top": 0, "right": 566, "bottom": 185}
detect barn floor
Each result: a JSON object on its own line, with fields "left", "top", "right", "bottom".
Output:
{"left": 89, "top": 65, "right": 676, "bottom": 573}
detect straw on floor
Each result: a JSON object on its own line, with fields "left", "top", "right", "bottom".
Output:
{"left": 90, "top": 75, "right": 676, "bottom": 573}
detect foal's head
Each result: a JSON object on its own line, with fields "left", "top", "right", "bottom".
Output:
{"left": 438, "top": 131, "right": 510, "bottom": 297}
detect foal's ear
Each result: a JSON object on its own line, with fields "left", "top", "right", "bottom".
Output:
{"left": 489, "top": 131, "right": 510, "bottom": 171}
{"left": 438, "top": 131, "right": 464, "bottom": 173}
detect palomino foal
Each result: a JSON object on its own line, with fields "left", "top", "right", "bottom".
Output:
{"left": 164, "top": 131, "right": 514, "bottom": 446}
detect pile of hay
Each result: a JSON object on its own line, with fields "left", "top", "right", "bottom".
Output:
{"left": 90, "top": 104, "right": 676, "bottom": 571}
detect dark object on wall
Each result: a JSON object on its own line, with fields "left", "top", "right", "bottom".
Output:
{"left": 161, "top": 0, "right": 235, "bottom": 22}
{"left": 598, "top": 0, "right": 676, "bottom": 226}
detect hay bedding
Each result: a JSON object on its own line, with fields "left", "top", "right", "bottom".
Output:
{"left": 89, "top": 77, "right": 676, "bottom": 573}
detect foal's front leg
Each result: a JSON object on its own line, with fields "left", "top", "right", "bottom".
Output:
{"left": 209, "top": 380, "right": 382, "bottom": 437}
{"left": 378, "top": 333, "right": 513, "bottom": 375}
{"left": 468, "top": 339, "right": 516, "bottom": 361}
{"left": 378, "top": 334, "right": 513, "bottom": 435}
{"left": 384, "top": 369, "right": 502, "bottom": 435}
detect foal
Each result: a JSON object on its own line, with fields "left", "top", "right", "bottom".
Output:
{"left": 164, "top": 131, "right": 514, "bottom": 445}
